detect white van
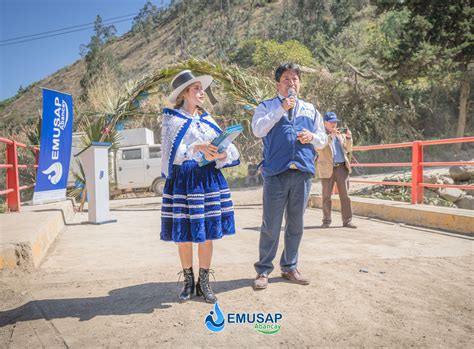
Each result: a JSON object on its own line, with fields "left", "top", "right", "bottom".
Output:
{"left": 115, "top": 144, "right": 165, "bottom": 195}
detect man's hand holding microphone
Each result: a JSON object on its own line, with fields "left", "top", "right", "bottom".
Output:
{"left": 281, "top": 87, "right": 297, "bottom": 114}
{"left": 281, "top": 87, "right": 313, "bottom": 145}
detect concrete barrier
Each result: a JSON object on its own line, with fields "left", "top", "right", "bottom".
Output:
{"left": 309, "top": 195, "right": 474, "bottom": 236}
{"left": 0, "top": 199, "right": 76, "bottom": 270}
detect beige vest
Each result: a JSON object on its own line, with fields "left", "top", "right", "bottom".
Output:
{"left": 316, "top": 133, "right": 353, "bottom": 179}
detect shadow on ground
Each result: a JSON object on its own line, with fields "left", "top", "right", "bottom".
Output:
{"left": 0, "top": 277, "right": 285, "bottom": 326}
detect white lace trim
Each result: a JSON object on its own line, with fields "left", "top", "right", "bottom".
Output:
{"left": 161, "top": 111, "right": 188, "bottom": 178}
{"left": 161, "top": 109, "right": 240, "bottom": 173}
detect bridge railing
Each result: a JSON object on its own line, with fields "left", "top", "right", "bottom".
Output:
{"left": 350, "top": 136, "right": 474, "bottom": 204}
{"left": 2, "top": 135, "right": 473, "bottom": 210}
{"left": 0, "top": 137, "right": 39, "bottom": 212}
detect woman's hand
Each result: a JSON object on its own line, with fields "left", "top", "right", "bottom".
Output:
{"left": 215, "top": 151, "right": 228, "bottom": 161}
{"left": 194, "top": 143, "right": 219, "bottom": 161}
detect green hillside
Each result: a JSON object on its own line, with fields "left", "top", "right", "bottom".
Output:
{"left": 1, "top": 0, "right": 472, "bottom": 146}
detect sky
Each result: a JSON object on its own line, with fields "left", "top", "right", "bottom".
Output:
{"left": 0, "top": 0, "right": 169, "bottom": 101}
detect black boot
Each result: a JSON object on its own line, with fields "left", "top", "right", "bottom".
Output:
{"left": 196, "top": 268, "right": 217, "bottom": 303}
{"left": 178, "top": 267, "right": 194, "bottom": 303}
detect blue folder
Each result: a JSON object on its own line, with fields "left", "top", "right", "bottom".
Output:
{"left": 198, "top": 124, "right": 243, "bottom": 167}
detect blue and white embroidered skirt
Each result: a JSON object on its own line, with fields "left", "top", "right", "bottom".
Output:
{"left": 160, "top": 160, "right": 236, "bottom": 243}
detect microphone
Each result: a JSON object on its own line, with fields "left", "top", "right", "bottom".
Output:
{"left": 287, "top": 87, "right": 296, "bottom": 120}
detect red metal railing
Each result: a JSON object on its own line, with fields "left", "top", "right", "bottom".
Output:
{"left": 2, "top": 135, "right": 472, "bottom": 210}
{"left": 0, "top": 137, "right": 39, "bottom": 212}
{"left": 350, "top": 137, "right": 474, "bottom": 204}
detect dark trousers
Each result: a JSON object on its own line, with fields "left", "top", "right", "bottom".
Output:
{"left": 321, "top": 165, "right": 353, "bottom": 225}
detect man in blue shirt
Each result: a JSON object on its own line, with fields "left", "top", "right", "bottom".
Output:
{"left": 251, "top": 63, "right": 327, "bottom": 290}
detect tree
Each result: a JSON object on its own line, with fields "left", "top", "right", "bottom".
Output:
{"left": 330, "top": 0, "right": 366, "bottom": 33}
{"left": 79, "top": 15, "right": 119, "bottom": 100}
{"left": 376, "top": 0, "right": 473, "bottom": 144}
{"left": 233, "top": 39, "right": 315, "bottom": 72}
{"left": 132, "top": 1, "right": 160, "bottom": 43}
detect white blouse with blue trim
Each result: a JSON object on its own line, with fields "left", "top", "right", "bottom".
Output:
{"left": 173, "top": 109, "right": 240, "bottom": 169}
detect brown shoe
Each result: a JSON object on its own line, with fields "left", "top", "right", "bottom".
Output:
{"left": 321, "top": 223, "right": 330, "bottom": 228}
{"left": 343, "top": 222, "right": 357, "bottom": 229}
{"left": 281, "top": 269, "right": 310, "bottom": 285}
{"left": 254, "top": 273, "right": 268, "bottom": 290}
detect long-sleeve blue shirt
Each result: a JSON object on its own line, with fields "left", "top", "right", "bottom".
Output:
{"left": 332, "top": 136, "right": 345, "bottom": 163}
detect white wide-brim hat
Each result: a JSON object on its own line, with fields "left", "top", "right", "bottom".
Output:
{"left": 168, "top": 70, "right": 213, "bottom": 103}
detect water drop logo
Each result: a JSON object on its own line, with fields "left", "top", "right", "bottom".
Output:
{"left": 204, "top": 302, "right": 225, "bottom": 332}
{"left": 42, "top": 162, "right": 63, "bottom": 185}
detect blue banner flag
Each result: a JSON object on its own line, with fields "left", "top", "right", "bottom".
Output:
{"left": 33, "top": 88, "right": 73, "bottom": 204}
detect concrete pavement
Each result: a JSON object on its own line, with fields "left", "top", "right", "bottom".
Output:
{"left": 1, "top": 189, "right": 473, "bottom": 348}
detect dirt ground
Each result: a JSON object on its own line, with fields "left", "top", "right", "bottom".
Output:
{"left": 1, "top": 188, "right": 473, "bottom": 348}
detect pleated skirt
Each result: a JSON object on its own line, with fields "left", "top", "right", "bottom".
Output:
{"left": 160, "top": 160, "right": 236, "bottom": 243}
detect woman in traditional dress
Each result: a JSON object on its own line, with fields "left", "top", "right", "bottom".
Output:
{"left": 160, "top": 70, "right": 240, "bottom": 303}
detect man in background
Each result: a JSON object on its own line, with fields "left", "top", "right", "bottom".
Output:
{"left": 317, "top": 112, "right": 357, "bottom": 229}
